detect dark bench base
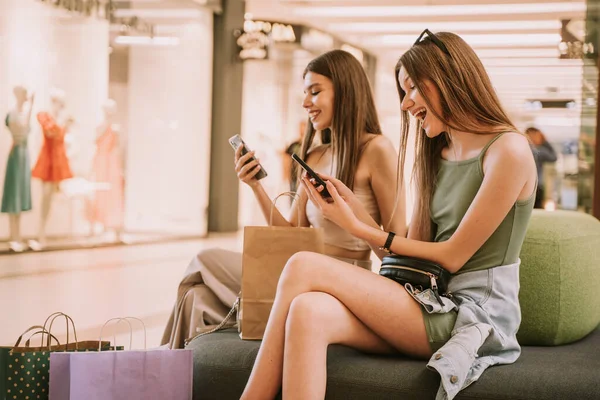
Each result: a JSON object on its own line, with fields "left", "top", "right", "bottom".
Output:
{"left": 187, "top": 326, "right": 600, "bottom": 400}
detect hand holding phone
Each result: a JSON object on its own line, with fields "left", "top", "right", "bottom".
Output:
{"left": 229, "top": 134, "right": 268, "bottom": 181}
{"left": 291, "top": 153, "right": 331, "bottom": 198}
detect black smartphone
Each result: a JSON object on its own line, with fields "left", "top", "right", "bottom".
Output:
{"left": 291, "top": 153, "right": 331, "bottom": 198}
{"left": 229, "top": 134, "right": 267, "bottom": 180}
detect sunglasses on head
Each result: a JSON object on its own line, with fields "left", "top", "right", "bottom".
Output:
{"left": 414, "top": 29, "right": 451, "bottom": 57}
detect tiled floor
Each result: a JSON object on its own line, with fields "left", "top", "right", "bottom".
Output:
{"left": 0, "top": 233, "right": 243, "bottom": 349}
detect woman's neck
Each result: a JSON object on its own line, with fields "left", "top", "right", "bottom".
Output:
{"left": 445, "top": 129, "right": 497, "bottom": 161}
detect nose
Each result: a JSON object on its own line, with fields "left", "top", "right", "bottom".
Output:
{"left": 302, "top": 93, "right": 312, "bottom": 109}
{"left": 400, "top": 94, "right": 413, "bottom": 112}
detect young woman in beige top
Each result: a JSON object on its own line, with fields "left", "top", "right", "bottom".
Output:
{"left": 161, "top": 49, "right": 406, "bottom": 349}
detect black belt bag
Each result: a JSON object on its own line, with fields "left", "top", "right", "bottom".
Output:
{"left": 379, "top": 255, "right": 451, "bottom": 305}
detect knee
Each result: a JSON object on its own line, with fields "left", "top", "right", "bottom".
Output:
{"left": 277, "top": 251, "right": 318, "bottom": 292}
{"left": 285, "top": 292, "right": 332, "bottom": 339}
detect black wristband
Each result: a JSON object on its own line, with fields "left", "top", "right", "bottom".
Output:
{"left": 379, "top": 231, "right": 396, "bottom": 254}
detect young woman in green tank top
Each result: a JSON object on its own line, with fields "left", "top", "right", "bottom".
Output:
{"left": 242, "top": 31, "right": 537, "bottom": 400}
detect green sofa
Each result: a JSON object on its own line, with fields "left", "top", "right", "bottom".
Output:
{"left": 187, "top": 210, "right": 600, "bottom": 399}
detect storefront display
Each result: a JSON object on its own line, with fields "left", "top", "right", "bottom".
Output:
{"left": 0, "top": 0, "right": 215, "bottom": 253}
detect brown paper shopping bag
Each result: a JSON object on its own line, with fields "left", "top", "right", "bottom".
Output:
{"left": 240, "top": 192, "right": 324, "bottom": 340}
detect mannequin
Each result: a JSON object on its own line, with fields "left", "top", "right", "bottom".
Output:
{"left": 30, "top": 88, "right": 74, "bottom": 250}
{"left": 1, "top": 86, "right": 34, "bottom": 252}
{"left": 87, "top": 99, "right": 124, "bottom": 240}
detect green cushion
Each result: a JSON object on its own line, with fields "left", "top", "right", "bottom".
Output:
{"left": 186, "top": 327, "right": 600, "bottom": 400}
{"left": 518, "top": 210, "right": 600, "bottom": 345}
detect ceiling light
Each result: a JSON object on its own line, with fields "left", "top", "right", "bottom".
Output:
{"left": 327, "top": 20, "right": 562, "bottom": 33}
{"left": 114, "top": 36, "right": 180, "bottom": 46}
{"left": 293, "top": 3, "right": 585, "bottom": 18}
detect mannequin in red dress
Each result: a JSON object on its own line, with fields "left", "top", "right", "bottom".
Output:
{"left": 30, "top": 88, "right": 74, "bottom": 250}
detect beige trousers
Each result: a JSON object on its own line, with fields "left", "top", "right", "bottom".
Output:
{"left": 161, "top": 248, "right": 372, "bottom": 349}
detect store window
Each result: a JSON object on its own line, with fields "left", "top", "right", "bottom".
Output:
{"left": 0, "top": 0, "right": 214, "bottom": 253}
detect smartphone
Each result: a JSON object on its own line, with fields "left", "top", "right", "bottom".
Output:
{"left": 229, "top": 134, "right": 268, "bottom": 180}
{"left": 291, "top": 153, "right": 331, "bottom": 198}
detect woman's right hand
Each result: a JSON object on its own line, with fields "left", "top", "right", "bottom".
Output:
{"left": 235, "top": 145, "right": 263, "bottom": 187}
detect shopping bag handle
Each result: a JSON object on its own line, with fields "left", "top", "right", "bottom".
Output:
{"left": 270, "top": 191, "right": 301, "bottom": 227}
{"left": 13, "top": 325, "right": 54, "bottom": 349}
{"left": 184, "top": 296, "right": 240, "bottom": 346}
{"left": 98, "top": 317, "right": 147, "bottom": 351}
{"left": 44, "top": 312, "right": 79, "bottom": 350}
{"left": 24, "top": 331, "right": 60, "bottom": 348}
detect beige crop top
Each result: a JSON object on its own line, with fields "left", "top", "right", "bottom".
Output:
{"left": 305, "top": 185, "right": 381, "bottom": 251}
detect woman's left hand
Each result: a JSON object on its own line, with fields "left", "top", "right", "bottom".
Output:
{"left": 301, "top": 175, "right": 361, "bottom": 235}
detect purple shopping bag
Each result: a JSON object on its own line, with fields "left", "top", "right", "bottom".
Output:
{"left": 49, "top": 317, "right": 192, "bottom": 400}
{"left": 49, "top": 349, "right": 193, "bottom": 400}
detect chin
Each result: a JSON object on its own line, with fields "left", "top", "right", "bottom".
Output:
{"left": 312, "top": 121, "right": 330, "bottom": 131}
{"left": 424, "top": 129, "right": 442, "bottom": 139}
{"left": 423, "top": 123, "right": 446, "bottom": 138}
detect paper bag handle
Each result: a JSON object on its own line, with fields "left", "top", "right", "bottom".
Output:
{"left": 13, "top": 325, "right": 55, "bottom": 349}
{"left": 24, "top": 331, "right": 60, "bottom": 348}
{"left": 269, "top": 191, "right": 301, "bottom": 227}
{"left": 99, "top": 317, "right": 147, "bottom": 351}
{"left": 44, "top": 312, "right": 79, "bottom": 349}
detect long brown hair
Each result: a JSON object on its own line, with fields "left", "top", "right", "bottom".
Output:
{"left": 395, "top": 32, "right": 518, "bottom": 240}
{"left": 301, "top": 50, "right": 382, "bottom": 190}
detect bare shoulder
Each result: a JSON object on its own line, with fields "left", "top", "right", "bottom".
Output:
{"left": 305, "top": 144, "right": 329, "bottom": 166}
{"left": 483, "top": 132, "right": 536, "bottom": 178}
{"left": 362, "top": 134, "right": 397, "bottom": 162}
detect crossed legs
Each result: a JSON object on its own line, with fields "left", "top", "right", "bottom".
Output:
{"left": 241, "top": 251, "right": 432, "bottom": 400}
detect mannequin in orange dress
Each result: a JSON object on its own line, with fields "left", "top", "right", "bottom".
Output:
{"left": 87, "top": 99, "right": 124, "bottom": 239}
{"left": 30, "top": 89, "right": 74, "bottom": 249}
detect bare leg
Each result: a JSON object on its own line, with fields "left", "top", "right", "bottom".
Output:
{"left": 38, "top": 181, "right": 57, "bottom": 243}
{"left": 283, "top": 292, "right": 397, "bottom": 400}
{"left": 8, "top": 213, "right": 24, "bottom": 252}
{"left": 240, "top": 252, "right": 431, "bottom": 400}
{"left": 8, "top": 213, "right": 21, "bottom": 242}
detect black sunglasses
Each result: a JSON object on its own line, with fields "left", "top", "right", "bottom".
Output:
{"left": 414, "top": 29, "right": 451, "bottom": 57}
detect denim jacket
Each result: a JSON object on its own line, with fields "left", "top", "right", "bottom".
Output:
{"left": 410, "top": 261, "right": 522, "bottom": 400}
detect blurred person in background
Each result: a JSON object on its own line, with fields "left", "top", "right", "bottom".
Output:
{"left": 525, "top": 127, "right": 557, "bottom": 208}
{"left": 282, "top": 120, "right": 306, "bottom": 193}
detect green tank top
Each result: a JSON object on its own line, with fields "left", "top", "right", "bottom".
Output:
{"left": 431, "top": 133, "right": 535, "bottom": 274}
